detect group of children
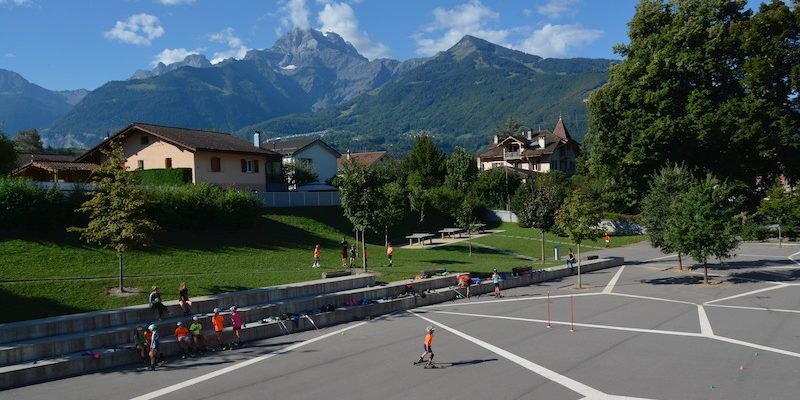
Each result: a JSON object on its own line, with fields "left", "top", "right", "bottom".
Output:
{"left": 133, "top": 305, "right": 247, "bottom": 371}
{"left": 314, "top": 237, "right": 396, "bottom": 269}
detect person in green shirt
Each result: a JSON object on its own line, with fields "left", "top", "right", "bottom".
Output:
{"left": 189, "top": 316, "right": 206, "bottom": 354}
{"left": 133, "top": 326, "right": 147, "bottom": 362}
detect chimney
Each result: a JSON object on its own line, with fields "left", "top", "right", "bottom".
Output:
{"left": 346, "top": 149, "right": 351, "bottom": 160}
{"left": 253, "top": 130, "right": 261, "bottom": 148}
{"left": 493, "top": 135, "right": 499, "bottom": 144}
{"left": 538, "top": 134, "right": 546, "bottom": 149}
{"left": 526, "top": 130, "right": 533, "bottom": 141}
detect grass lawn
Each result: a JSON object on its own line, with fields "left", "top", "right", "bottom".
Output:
{"left": 0, "top": 208, "right": 646, "bottom": 323}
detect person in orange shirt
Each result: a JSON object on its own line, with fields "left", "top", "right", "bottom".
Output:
{"left": 211, "top": 308, "right": 226, "bottom": 351}
{"left": 175, "top": 321, "right": 191, "bottom": 359}
{"left": 312, "top": 244, "right": 321, "bottom": 268}
{"left": 386, "top": 242, "right": 394, "bottom": 267}
{"left": 414, "top": 326, "right": 435, "bottom": 366}
{"left": 457, "top": 273, "right": 471, "bottom": 299}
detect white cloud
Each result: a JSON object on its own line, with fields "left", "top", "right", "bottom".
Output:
{"left": 104, "top": 14, "right": 165, "bottom": 46}
{"left": 536, "top": 0, "right": 579, "bottom": 19}
{"left": 0, "top": 0, "right": 32, "bottom": 6}
{"left": 518, "top": 24, "right": 602, "bottom": 58}
{"left": 414, "top": 0, "right": 509, "bottom": 56}
{"left": 280, "top": 0, "right": 310, "bottom": 30}
{"left": 209, "top": 27, "right": 249, "bottom": 64}
{"left": 159, "top": 0, "right": 195, "bottom": 4}
{"left": 151, "top": 48, "right": 201, "bottom": 66}
{"left": 317, "top": 1, "right": 389, "bottom": 59}
{"left": 3, "top": 53, "right": 15, "bottom": 58}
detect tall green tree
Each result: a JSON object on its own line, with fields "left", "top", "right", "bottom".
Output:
{"left": 0, "top": 130, "right": 15, "bottom": 176}
{"left": 445, "top": 146, "right": 479, "bottom": 190}
{"left": 283, "top": 161, "right": 318, "bottom": 188}
{"left": 14, "top": 129, "right": 44, "bottom": 153}
{"left": 513, "top": 171, "right": 569, "bottom": 264}
{"left": 403, "top": 133, "right": 446, "bottom": 186}
{"left": 376, "top": 181, "right": 406, "bottom": 246}
{"left": 338, "top": 159, "right": 383, "bottom": 271}
{"left": 475, "top": 168, "right": 521, "bottom": 210}
{"left": 455, "top": 195, "right": 480, "bottom": 256}
{"left": 641, "top": 164, "right": 696, "bottom": 269}
{"left": 758, "top": 182, "right": 800, "bottom": 247}
{"left": 585, "top": 0, "right": 800, "bottom": 212}
{"left": 556, "top": 188, "right": 603, "bottom": 288}
{"left": 69, "top": 140, "right": 159, "bottom": 292}
{"left": 494, "top": 115, "right": 525, "bottom": 138}
{"left": 666, "top": 175, "right": 741, "bottom": 284}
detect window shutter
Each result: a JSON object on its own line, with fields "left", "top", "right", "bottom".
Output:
{"left": 211, "top": 157, "right": 220, "bottom": 172}
{"left": 253, "top": 160, "right": 259, "bottom": 173}
{"left": 165, "top": 158, "right": 172, "bottom": 168}
{"left": 241, "top": 159, "right": 247, "bottom": 172}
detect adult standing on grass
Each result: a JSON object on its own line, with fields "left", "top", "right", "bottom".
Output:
{"left": 149, "top": 286, "right": 168, "bottom": 320}
{"left": 386, "top": 242, "right": 394, "bottom": 267}
{"left": 339, "top": 237, "right": 349, "bottom": 267}
{"left": 148, "top": 324, "right": 160, "bottom": 371}
{"left": 349, "top": 244, "right": 357, "bottom": 268}
{"left": 312, "top": 244, "right": 321, "bottom": 268}
{"left": 178, "top": 282, "right": 192, "bottom": 316}
{"left": 492, "top": 269, "right": 502, "bottom": 298}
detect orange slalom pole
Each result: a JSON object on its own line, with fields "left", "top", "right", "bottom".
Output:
{"left": 546, "top": 290, "right": 551, "bottom": 329}
{"left": 570, "top": 295, "right": 575, "bottom": 333}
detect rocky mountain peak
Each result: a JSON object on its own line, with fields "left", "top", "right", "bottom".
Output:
{"left": 272, "top": 28, "right": 364, "bottom": 60}
{"left": 130, "top": 54, "right": 212, "bottom": 80}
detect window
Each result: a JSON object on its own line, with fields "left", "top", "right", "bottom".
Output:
{"left": 137, "top": 160, "right": 144, "bottom": 170}
{"left": 165, "top": 158, "right": 172, "bottom": 168}
{"left": 140, "top": 136, "right": 149, "bottom": 145}
{"left": 241, "top": 159, "right": 259, "bottom": 173}
{"left": 211, "top": 157, "right": 221, "bottom": 172}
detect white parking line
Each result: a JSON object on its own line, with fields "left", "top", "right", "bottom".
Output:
{"left": 706, "top": 303, "right": 800, "bottom": 314}
{"left": 704, "top": 284, "right": 786, "bottom": 305}
{"left": 711, "top": 335, "right": 800, "bottom": 359}
{"left": 421, "top": 292, "right": 601, "bottom": 308}
{"left": 643, "top": 254, "right": 677, "bottom": 262}
{"left": 129, "top": 320, "right": 371, "bottom": 400}
{"left": 611, "top": 292, "right": 696, "bottom": 306}
{"left": 602, "top": 266, "right": 625, "bottom": 294}
{"left": 697, "top": 305, "right": 714, "bottom": 336}
{"left": 430, "top": 310, "right": 704, "bottom": 338}
{"left": 408, "top": 310, "right": 656, "bottom": 400}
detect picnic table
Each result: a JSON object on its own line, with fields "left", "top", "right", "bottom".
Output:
{"left": 471, "top": 223, "right": 486, "bottom": 233}
{"left": 405, "top": 233, "right": 435, "bottom": 246}
{"left": 437, "top": 227, "right": 463, "bottom": 239}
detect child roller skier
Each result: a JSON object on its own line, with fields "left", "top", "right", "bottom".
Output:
{"left": 414, "top": 326, "right": 436, "bottom": 367}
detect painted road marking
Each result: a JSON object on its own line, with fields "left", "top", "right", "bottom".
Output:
{"left": 129, "top": 320, "right": 372, "bottom": 400}
{"left": 697, "top": 305, "right": 714, "bottom": 336}
{"left": 704, "top": 284, "right": 786, "bottom": 305}
{"left": 611, "top": 292, "right": 696, "bottom": 306}
{"left": 706, "top": 303, "right": 800, "bottom": 314}
{"left": 408, "top": 310, "right": 656, "bottom": 400}
{"left": 422, "top": 292, "right": 601, "bottom": 308}
{"left": 602, "top": 266, "right": 625, "bottom": 294}
{"left": 643, "top": 254, "right": 677, "bottom": 262}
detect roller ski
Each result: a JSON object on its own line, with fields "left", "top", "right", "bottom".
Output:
{"left": 449, "top": 286, "right": 465, "bottom": 300}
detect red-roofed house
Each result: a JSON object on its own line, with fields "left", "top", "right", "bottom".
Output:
{"left": 337, "top": 150, "right": 389, "bottom": 172}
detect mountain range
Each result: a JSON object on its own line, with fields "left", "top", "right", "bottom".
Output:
{"left": 2, "top": 28, "right": 615, "bottom": 153}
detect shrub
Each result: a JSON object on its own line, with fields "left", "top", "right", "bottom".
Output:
{"left": 0, "top": 178, "right": 84, "bottom": 230}
{"left": 145, "top": 183, "right": 261, "bottom": 230}
{"left": 132, "top": 168, "right": 192, "bottom": 186}
{"left": 739, "top": 220, "right": 771, "bottom": 241}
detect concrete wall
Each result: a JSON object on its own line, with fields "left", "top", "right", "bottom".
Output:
{"left": 122, "top": 131, "right": 195, "bottom": 176}
{"left": 194, "top": 151, "right": 267, "bottom": 191}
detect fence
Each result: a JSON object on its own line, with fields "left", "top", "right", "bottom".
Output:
{"left": 485, "top": 209, "right": 518, "bottom": 223}
{"left": 254, "top": 191, "right": 341, "bottom": 208}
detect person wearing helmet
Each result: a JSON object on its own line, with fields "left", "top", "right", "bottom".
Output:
{"left": 148, "top": 324, "right": 160, "bottom": 371}
{"left": 189, "top": 316, "right": 206, "bottom": 354}
{"left": 175, "top": 321, "right": 191, "bottom": 359}
{"left": 492, "top": 269, "right": 502, "bottom": 298}
{"left": 133, "top": 326, "right": 147, "bottom": 363}
{"left": 229, "top": 306, "right": 245, "bottom": 348}
{"left": 212, "top": 308, "right": 226, "bottom": 351}
{"left": 414, "top": 326, "right": 436, "bottom": 366}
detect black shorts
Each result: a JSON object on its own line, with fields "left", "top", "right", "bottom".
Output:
{"left": 494, "top": 283, "right": 500, "bottom": 288}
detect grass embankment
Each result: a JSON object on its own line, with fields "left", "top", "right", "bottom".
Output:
{"left": 0, "top": 208, "right": 645, "bottom": 323}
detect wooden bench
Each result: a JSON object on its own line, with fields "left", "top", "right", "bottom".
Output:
{"left": 420, "top": 268, "right": 447, "bottom": 278}
{"left": 322, "top": 270, "right": 351, "bottom": 279}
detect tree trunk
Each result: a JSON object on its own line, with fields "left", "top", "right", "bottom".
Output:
{"left": 118, "top": 253, "right": 124, "bottom": 292}
{"left": 541, "top": 230, "right": 546, "bottom": 265}
{"left": 385, "top": 226, "right": 388, "bottom": 248}
{"left": 678, "top": 252, "right": 683, "bottom": 271}
{"left": 468, "top": 229, "right": 472, "bottom": 256}
{"left": 577, "top": 243, "right": 582, "bottom": 289}
{"left": 703, "top": 260, "right": 709, "bottom": 285}
{"left": 362, "top": 230, "right": 368, "bottom": 272}
{"left": 778, "top": 224, "right": 782, "bottom": 248}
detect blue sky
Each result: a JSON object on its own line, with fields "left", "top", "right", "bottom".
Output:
{"left": 0, "top": 0, "right": 767, "bottom": 91}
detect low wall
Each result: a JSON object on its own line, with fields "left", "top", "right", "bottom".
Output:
{"left": 254, "top": 191, "right": 341, "bottom": 208}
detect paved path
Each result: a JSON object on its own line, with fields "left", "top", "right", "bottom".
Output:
{"left": 6, "top": 243, "right": 800, "bottom": 399}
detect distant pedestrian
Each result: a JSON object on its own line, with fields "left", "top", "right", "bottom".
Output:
{"left": 178, "top": 282, "right": 192, "bottom": 316}
{"left": 148, "top": 324, "right": 160, "bottom": 371}
{"left": 567, "top": 249, "right": 576, "bottom": 270}
{"left": 605, "top": 233, "right": 611, "bottom": 247}
{"left": 149, "top": 286, "right": 168, "bottom": 319}
{"left": 175, "top": 322, "right": 191, "bottom": 359}
{"left": 312, "top": 244, "right": 321, "bottom": 268}
{"left": 212, "top": 308, "right": 226, "bottom": 350}
{"left": 133, "top": 326, "right": 147, "bottom": 362}
{"left": 414, "top": 326, "right": 435, "bottom": 366}
{"left": 492, "top": 269, "right": 502, "bottom": 298}
{"left": 189, "top": 316, "right": 206, "bottom": 354}
{"left": 229, "top": 306, "right": 245, "bottom": 347}
{"left": 349, "top": 244, "right": 357, "bottom": 268}
{"left": 340, "top": 237, "right": 349, "bottom": 267}
{"left": 386, "top": 242, "right": 394, "bottom": 267}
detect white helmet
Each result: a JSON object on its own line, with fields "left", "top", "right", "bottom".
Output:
{"left": 426, "top": 326, "right": 435, "bottom": 333}
{"left": 229, "top": 306, "right": 237, "bottom": 311}
{"left": 213, "top": 307, "right": 220, "bottom": 313}
{"left": 192, "top": 316, "right": 199, "bottom": 321}
{"left": 148, "top": 324, "right": 157, "bottom": 331}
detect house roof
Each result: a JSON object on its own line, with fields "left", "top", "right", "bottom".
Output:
{"left": 16, "top": 153, "right": 75, "bottom": 167}
{"left": 13, "top": 160, "right": 99, "bottom": 175}
{"left": 480, "top": 131, "right": 563, "bottom": 160}
{"left": 263, "top": 136, "right": 341, "bottom": 157}
{"left": 76, "top": 122, "right": 274, "bottom": 162}
{"left": 552, "top": 116, "right": 572, "bottom": 141}
{"left": 337, "top": 151, "right": 387, "bottom": 170}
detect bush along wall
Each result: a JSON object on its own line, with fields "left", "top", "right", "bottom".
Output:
{"left": 0, "top": 177, "right": 87, "bottom": 230}
{"left": 145, "top": 183, "right": 262, "bottom": 231}
{"left": 132, "top": 168, "right": 192, "bottom": 186}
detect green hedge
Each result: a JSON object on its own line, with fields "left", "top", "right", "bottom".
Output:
{"left": 132, "top": 168, "right": 192, "bottom": 186}
{"left": 145, "top": 183, "right": 262, "bottom": 230}
{"left": 0, "top": 178, "right": 87, "bottom": 230}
